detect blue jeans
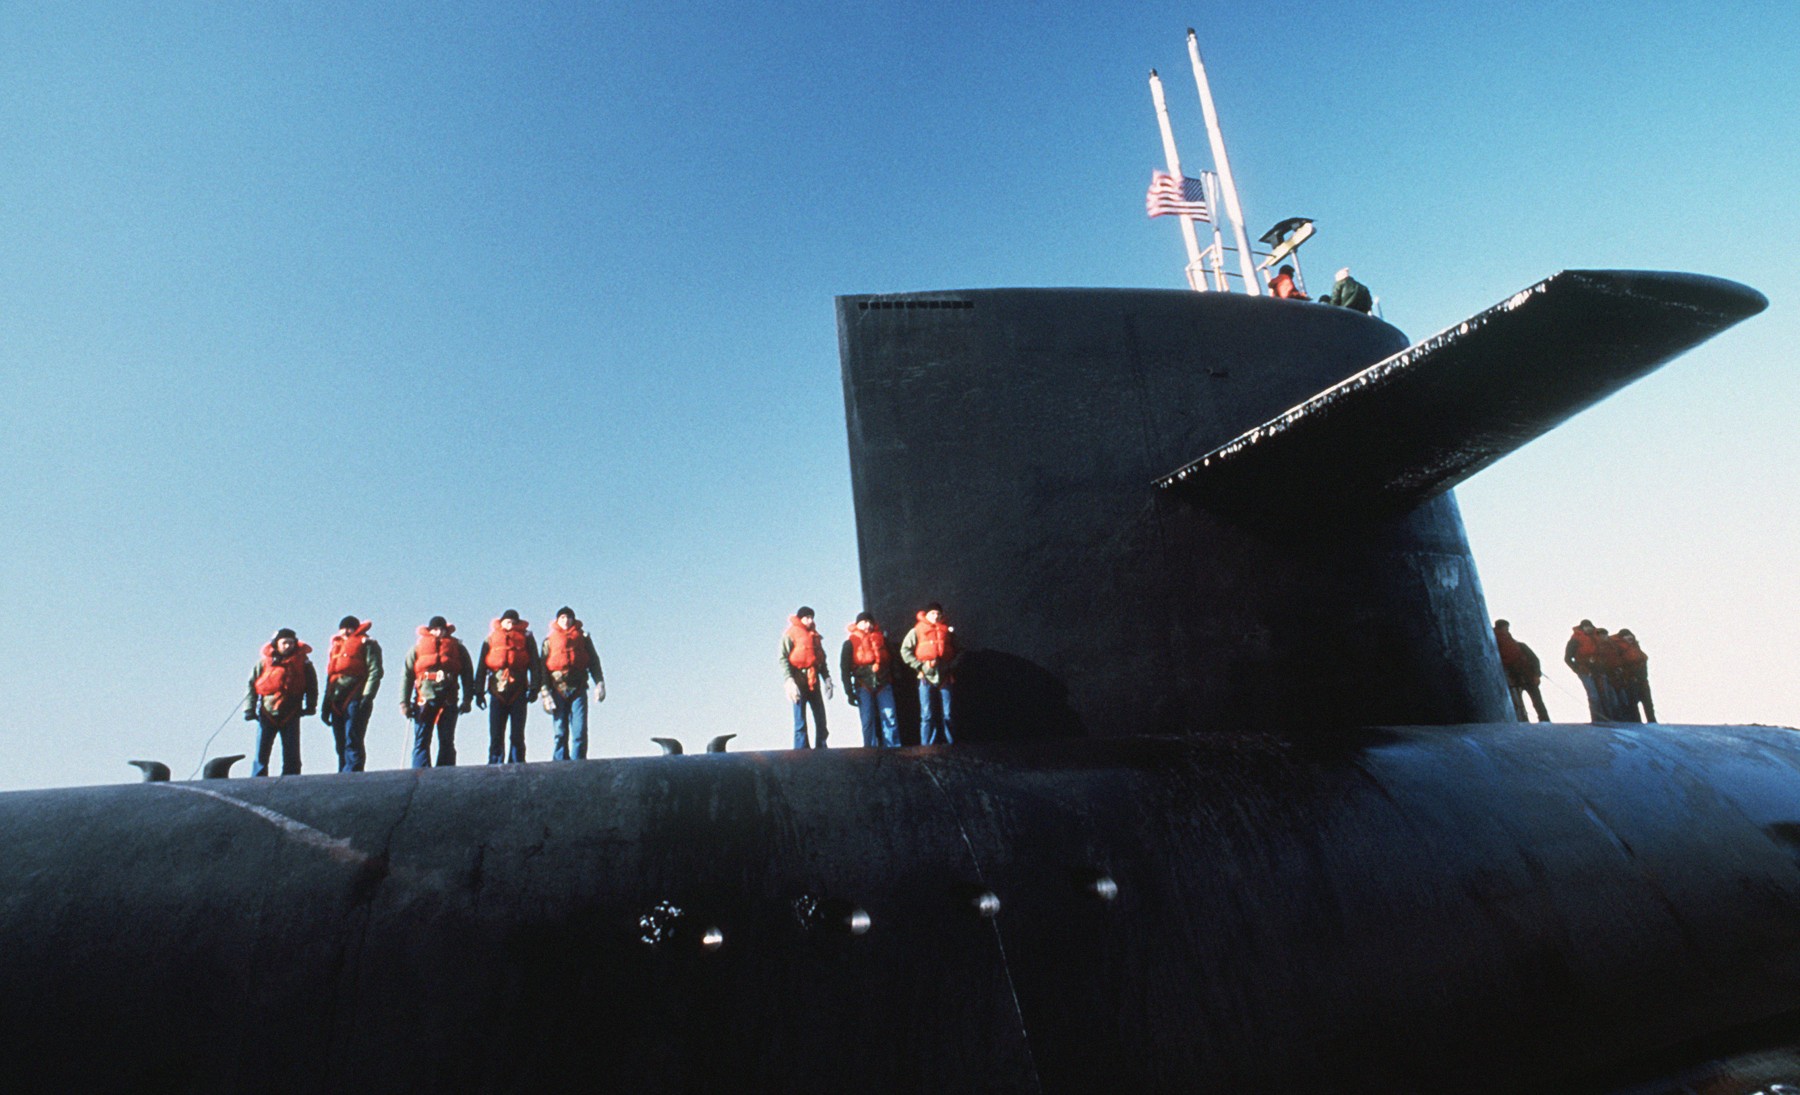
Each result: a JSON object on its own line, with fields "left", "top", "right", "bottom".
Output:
{"left": 919, "top": 681, "right": 954, "bottom": 745}
{"left": 325, "top": 695, "right": 369, "bottom": 772}
{"left": 792, "top": 686, "right": 827, "bottom": 749}
{"left": 857, "top": 684, "right": 899, "bottom": 748}
{"left": 412, "top": 702, "right": 458, "bottom": 768}
{"left": 252, "top": 711, "right": 302, "bottom": 776}
{"left": 550, "top": 689, "right": 588, "bottom": 760}
{"left": 487, "top": 693, "right": 529, "bottom": 763}
{"left": 1578, "top": 674, "right": 1607, "bottom": 722}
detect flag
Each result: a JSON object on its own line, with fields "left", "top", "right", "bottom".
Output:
{"left": 1146, "top": 170, "right": 1211, "bottom": 220}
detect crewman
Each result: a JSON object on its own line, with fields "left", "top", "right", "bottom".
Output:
{"left": 475, "top": 610, "right": 539, "bottom": 764}
{"left": 840, "top": 611, "right": 899, "bottom": 748}
{"left": 244, "top": 627, "right": 318, "bottom": 777}
{"left": 1269, "top": 264, "right": 1309, "bottom": 300}
{"left": 1615, "top": 628, "right": 1656, "bottom": 723}
{"left": 1493, "top": 619, "right": 1550, "bottom": 723}
{"left": 321, "top": 616, "right": 383, "bottom": 772}
{"left": 781, "top": 606, "right": 833, "bottom": 749}
{"left": 1564, "top": 619, "right": 1608, "bottom": 722}
{"left": 402, "top": 616, "right": 474, "bottom": 768}
{"left": 901, "top": 602, "right": 958, "bottom": 745}
{"left": 1592, "top": 627, "right": 1628, "bottom": 721}
{"left": 1325, "top": 267, "right": 1374, "bottom": 313}
{"left": 541, "top": 607, "right": 606, "bottom": 760}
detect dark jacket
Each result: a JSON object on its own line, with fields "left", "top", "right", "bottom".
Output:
{"left": 840, "top": 633, "right": 895, "bottom": 692}
{"left": 476, "top": 633, "right": 542, "bottom": 700}
{"left": 1327, "top": 275, "right": 1373, "bottom": 313}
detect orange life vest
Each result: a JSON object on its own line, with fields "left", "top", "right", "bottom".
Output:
{"left": 913, "top": 614, "right": 952, "bottom": 662}
{"left": 414, "top": 627, "right": 463, "bottom": 679}
{"left": 543, "top": 622, "right": 590, "bottom": 675}
{"left": 255, "top": 642, "right": 313, "bottom": 701}
{"left": 327, "top": 621, "right": 373, "bottom": 684}
{"left": 1592, "top": 635, "right": 1624, "bottom": 671}
{"left": 1568, "top": 627, "right": 1598, "bottom": 661}
{"left": 1494, "top": 629, "right": 1523, "bottom": 669}
{"left": 484, "top": 620, "right": 532, "bottom": 672}
{"left": 846, "top": 623, "right": 887, "bottom": 672}
{"left": 785, "top": 617, "right": 823, "bottom": 688}
{"left": 1270, "top": 273, "right": 1306, "bottom": 300}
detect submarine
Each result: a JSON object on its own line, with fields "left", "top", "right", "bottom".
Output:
{"left": 0, "top": 41, "right": 1791, "bottom": 1095}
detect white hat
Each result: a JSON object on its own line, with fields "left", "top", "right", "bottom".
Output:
{"left": 1335, "top": 267, "right": 1351, "bottom": 281}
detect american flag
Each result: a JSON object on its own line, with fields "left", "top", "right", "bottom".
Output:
{"left": 1145, "top": 170, "right": 1211, "bottom": 220}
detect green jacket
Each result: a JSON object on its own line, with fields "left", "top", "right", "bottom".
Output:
{"left": 403, "top": 638, "right": 475, "bottom": 706}
{"left": 245, "top": 654, "right": 319, "bottom": 723}
{"left": 1327, "top": 275, "right": 1373, "bottom": 313}
{"left": 475, "top": 633, "right": 542, "bottom": 700}
{"left": 323, "top": 639, "right": 384, "bottom": 709}
{"left": 780, "top": 622, "right": 831, "bottom": 690}
{"left": 900, "top": 625, "right": 957, "bottom": 686}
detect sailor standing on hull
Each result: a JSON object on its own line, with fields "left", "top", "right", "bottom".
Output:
{"left": 902, "top": 603, "right": 958, "bottom": 745}
{"left": 541, "top": 607, "right": 605, "bottom": 760}
{"left": 841, "top": 611, "right": 899, "bottom": 748}
{"left": 476, "top": 610, "right": 540, "bottom": 764}
{"left": 782, "top": 607, "right": 833, "bottom": 749}
{"left": 245, "top": 628, "right": 318, "bottom": 777}
{"left": 321, "top": 616, "right": 382, "bottom": 772}
{"left": 403, "top": 616, "right": 474, "bottom": 768}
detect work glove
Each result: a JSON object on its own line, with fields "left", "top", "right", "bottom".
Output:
{"left": 541, "top": 691, "right": 556, "bottom": 714}
{"left": 299, "top": 704, "right": 316, "bottom": 718}
{"left": 401, "top": 701, "right": 416, "bottom": 720}
{"left": 525, "top": 690, "right": 538, "bottom": 704}
{"left": 458, "top": 697, "right": 473, "bottom": 715}
{"left": 823, "top": 677, "right": 835, "bottom": 701}
{"left": 594, "top": 679, "right": 606, "bottom": 703}
{"left": 847, "top": 689, "right": 860, "bottom": 708}
{"left": 243, "top": 707, "right": 258, "bottom": 722}
{"left": 475, "top": 693, "right": 487, "bottom": 710}
{"left": 783, "top": 678, "right": 801, "bottom": 705}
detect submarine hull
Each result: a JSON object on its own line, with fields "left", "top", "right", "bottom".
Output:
{"left": 6, "top": 727, "right": 1800, "bottom": 1092}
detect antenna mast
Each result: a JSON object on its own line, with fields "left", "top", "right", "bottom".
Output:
{"left": 1186, "top": 28, "right": 1261, "bottom": 295}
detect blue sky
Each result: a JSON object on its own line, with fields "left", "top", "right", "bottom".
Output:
{"left": 1, "top": 2, "right": 1794, "bottom": 788}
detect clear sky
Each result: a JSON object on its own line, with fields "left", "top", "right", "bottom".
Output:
{"left": 1, "top": 2, "right": 1794, "bottom": 789}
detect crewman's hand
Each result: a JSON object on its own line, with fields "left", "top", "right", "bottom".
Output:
{"left": 243, "top": 708, "right": 258, "bottom": 722}
{"left": 594, "top": 679, "right": 606, "bottom": 703}
{"left": 783, "top": 679, "right": 801, "bottom": 705}
{"left": 299, "top": 704, "right": 315, "bottom": 718}
{"left": 458, "top": 698, "right": 473, "bottom": 715}
{"left": 823, "top": 677, "right": 835, "bottom": 701}
{"left": 475, "top": 693, "right": 487, "bottom": 710}
{"left": 401, "top": 701, "right": 416, "bottom": 720}
{"left": 525, "top": 691, "right": 539, "bottom": 703}
{"left": 847, "top": 689, "right": 860, "bottom": 708}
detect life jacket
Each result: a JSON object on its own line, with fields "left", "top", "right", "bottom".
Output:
{"left": 484, "top": 621, "right": 532, "bottom": 672}
{"left": 1591, "top": 634, "right": 1624, "bottom": 671}
{"left": 846, "top": 623, "right": 888, "bottom": 673}
{"left": 913, "top": 613, "right": 952, "bottom": 663}
{"left": 785, "top": 617, "right": 823, "bottom": 688}
{"left": 1270, "top": 273, "right": 1306, "bottom": 300}
{"left": 327, "top": 621, "right": 373, "bottom": 685}
{"left": 255, "top": 641, "right": 313, "bottom": 715}
{"left": 1568, "top": 627, "right": 1599, "bottom": 662}
{"left": 543, "top": 621, "right": 591, "bottom": 675}
{"left": 1619, "top": 637, "right": 1648, "bottom": 668}
{"left": 413, "top": 626, "right": 464, "bottom": 697}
